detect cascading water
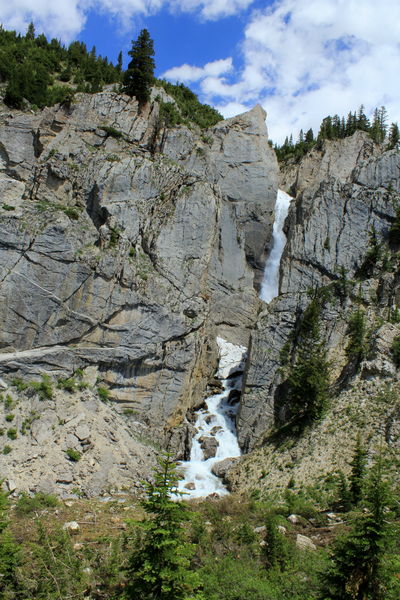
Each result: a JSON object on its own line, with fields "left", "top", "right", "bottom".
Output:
{"left": 177, "top": 338, "right": 247, "bottom": 499}
{"left": 178, "top": 190, "right": 292, "bottom": 499}
{"left": 260, "top": 189, "right": 292, "bottom": 303}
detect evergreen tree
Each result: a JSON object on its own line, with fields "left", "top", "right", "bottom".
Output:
{"left": 345, "top": 309, "right": 367, "bottom": 367}
{"left": 305, "top": 128, "right": 314, "bottom": 143}
{"left": 319, "top": 456, "right": 394, "bottom": 600}
{"left": 387, "top": 122, "right": 400, "bottom": 150}
{"left": 117, "top": 50, "right": 123, "bottom": 73}
{"left": 26, "top": 21, "right": 35, "bottom": 40}
{"left": 349, "top": 433, "right": 367, "bottom": 506}
{"left": 337, "top": 470, "right": 352, "bottom": 512}
{"left": 123, "top": 29, "right": 155, "bottom": 104}
{"left": 263, "top": 513, "right": 292, "bottom": 570}
{"left": 371, "top": 106, "right": 388, "bottom": 144}
{"left": 357, "top": 104, "right": 370, "bottom": 131}
{"left": 125, "top": 453, "right": 202, "bottom": 600}
{"left": 285, "top": 294, "right": 330, "bottom": 424}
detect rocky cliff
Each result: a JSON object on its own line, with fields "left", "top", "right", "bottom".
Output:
{"left": 0, "top": 89, "right": 278, "bottom": 495}
{"left": 233, "top": 131, "right": 400, "bottom": 492}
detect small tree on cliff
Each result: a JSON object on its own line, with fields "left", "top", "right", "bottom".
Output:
{"left": 123, "top": 29, "right": 155, "bottom": 104}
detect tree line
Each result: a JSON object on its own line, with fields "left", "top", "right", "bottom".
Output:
{"left": 0, "top": 24, "right": 222, "bottom": 130}
{"left": 275, "top": 105, "right": 399, "bottom": 163}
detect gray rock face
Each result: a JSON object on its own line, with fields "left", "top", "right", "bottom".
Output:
{"left": 280, "top": 131, "right": 378, "bottom": 196}
{"left": 238, "top": 136, "right": 400, "bottom": 451}
{"left": 0, "top": 90, "right": 278, "bottom": 491}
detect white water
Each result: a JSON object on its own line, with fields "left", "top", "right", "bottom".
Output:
{"left": 260, "top": 190, "right": 292, "bottom": 303}
{"left": 177, "top": 338, "right": 247, "bottom": 499}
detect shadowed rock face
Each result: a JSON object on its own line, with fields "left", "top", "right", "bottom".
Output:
{"left": 238, "top": 136, "right": 400, "bottom": 452}
{"left": 0, "top": 92, "right": 278, "bottom": 450}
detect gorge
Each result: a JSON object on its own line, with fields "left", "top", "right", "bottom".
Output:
{"left": 0, "top": 87, "right": 399, "bottom": 499}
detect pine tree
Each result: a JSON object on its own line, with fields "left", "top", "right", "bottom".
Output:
{"left": 305, "top": 128, "right": 314, "bottom": 143}
{"left": 26, "top": 21, "right": 35, "bottom": 40}
{"left": 123, "top": 29, "right": 155, "bottom": 104}
{"left": 125, "top": 453, "right": 202, "bottom": 600}
{"left": 319, "top": 456, "right": 394, "bottom": 600}
{"left": 387, "top": 122, "right": 399, "bottom": 150}
{"left": 285, "top": 294, "right": 330, "bottom": 425}
{"left": 349, "top": 433, "right": 367, "bottom": 506}
{"left": 117, "top": 50, "right": 123, "bottom": 73}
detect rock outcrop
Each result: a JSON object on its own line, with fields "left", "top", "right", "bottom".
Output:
{"left": 238, "top": 138, "right": 400, "bottom": 451}
{"left": 236, "top": 132, "right": 400, "bottom": 483}
{"left": 0, "top": 90, "right": 278, "bottom": 494}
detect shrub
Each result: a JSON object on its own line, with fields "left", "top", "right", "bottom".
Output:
{"left": 16, "top": 492, "right": 59, "bottom": 515}
{"left": 100, "top": 125, "right": 123, "bottom": 139}
{"left": 57, "top": 377, "right": 77, "bottom": 392}
{"left": 31, "top": 375, "right": 54, "bottom": 400}
{"left": 65, "top": 448, "right": 81, "bottom": 462}
{"left": 2, "top": 445, "right": 12, "bottom": 454}
{"left": 7, "top": 428, "right": 17, "bottom": 440}
{"left": 391, "top": 335, "right": 400, "bottom": 367}
{"left": 97, "top": 386, "right": 110, "bottom": 402}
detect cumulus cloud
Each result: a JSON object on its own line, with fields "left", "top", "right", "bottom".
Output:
{"left": 162, "top": 58, "right": 233, "bottom": 82}
{"left": 0, "top": 0, "right": 87, "bottom": 41}
{"left": 0, "top": 0, "right": 255, "bottom": 41}
{"left": 166, "top": 0, "right": 400, "bottom": 143}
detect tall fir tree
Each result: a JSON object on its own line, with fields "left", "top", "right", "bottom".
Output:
{"left": 349, "top": 433, "right": 367, "bottom": 506}
{"left": 387, "top": 122, "right": 400, "bottom": 150}
{"left": 319, "top": 455, "right": 395, "bottom": 600}
{"left": 125, "top": 453, "right": 202, "bottom": 600}
{"left": 123, "top": 29, "right": 155, "bottom": 104}
{"left": 285, "top": 293, "right": 330, "bottom": 425}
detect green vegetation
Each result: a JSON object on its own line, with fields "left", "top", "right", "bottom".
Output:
{"left": 97, "top": 386, "right": 110, "bottom": 402}
{"left": 99, "top": 125, "right": 123, "bottom": 139}
{"left": 66, "top": 448, "right": 82, "bottom": 462}
{"left": 57, "top": 371, "right": 88, "bottom": 393}
{"left": 0, "top": 449, "right": 399, "bottom": 600}
{"left": 123, "top": 29, "right": 155, "bottom": 104}
{"left": 320, "top": 457, "right": 397, "bottom": 600}
{"left": 391, "top": 335, "right": 400, "bottom": 367}
{"left": 0, "top": 489, "right": 20, "bottom": 595}
{"left": 15, "top": 492, "right": 59, "bottom": 515}
{"left": 157, "top": 80, "right": 223, "bottom": 129}
{"left": 280, "top": 292, "right": 330, "bottom": 427}
{"left": 275, "top": 104, "right": 399, "bottom": 164}
{"left": 349, "top": 434, "right": 368, "bottom": 506}
{"left": 126, "top": 453, "right": 202, "bottom": 599}
{"left": 0, "top": 23, "right": 222, "bottom": 134}
{"left": 7, "top": 428, "right": 17, "bottom": 440}
{"left": 31, "top": 375, "right": 54, "bottom": 401}
{"left": 0, "top": 23, "right": 121, "bottom": 109}
{"left": 345, "top": 309, "right": 367, "bottom": 366}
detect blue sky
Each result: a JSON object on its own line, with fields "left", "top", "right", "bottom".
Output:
{"left": 2, "top": 1, "right": 400, "bottom": 143}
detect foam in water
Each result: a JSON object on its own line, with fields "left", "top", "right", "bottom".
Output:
{"left": 177, "top": 190, "right": 292, "bottom": 499}
{"left": 260, "top": 189, "right": 292, "bottom": 303}
{"left": 177, "top": 338, "right": 246, "bottom": 499}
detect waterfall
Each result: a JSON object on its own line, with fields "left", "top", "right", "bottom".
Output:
{"left": 260, "top": 190, "right": 292, "bottom": 303}
{"left": 177, "top": 338, "right": 247, "bottom": 499}
{"left": 177, "top": 190, "right": 291, "bottom": 499}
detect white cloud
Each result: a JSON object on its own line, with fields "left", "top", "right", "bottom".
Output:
{"left": 0, "top": 0, "right": 255, "bottom": 41}
{"left": 165, "top": 0, "right": 400, "bottom": 143}
{"left": 162, "top": 58, "right": 233, "bottom": 82}
{"left": 169, "top": 0, "right": 254, "bottom": 20}
{"left": 0, "top": 0, "right": 87, "bottom": 41}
